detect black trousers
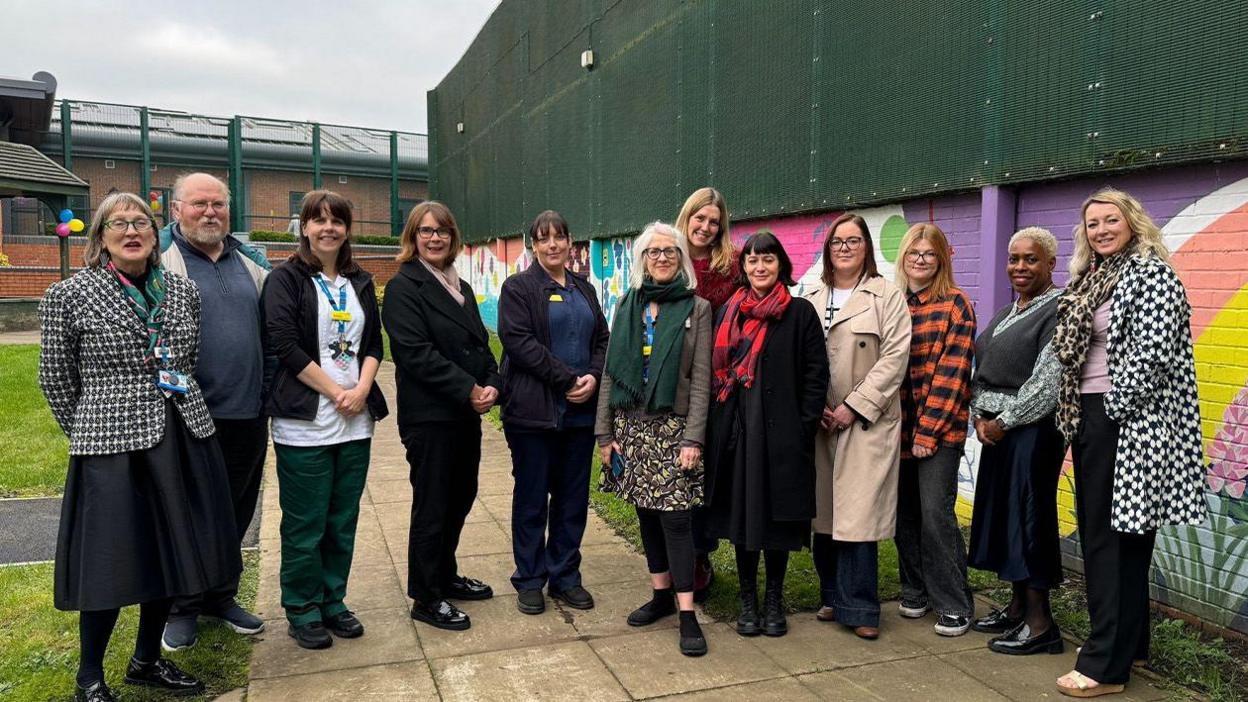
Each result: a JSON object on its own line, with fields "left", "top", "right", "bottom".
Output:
{"left": 504, "top": 426, "right": 594, "bottom": 592}
{"left": 402, "top": 420, "right": 481, "bottom": 604}
{"left": 636, "top": 507, "right": 696, "bottom": 592}
{"left": 812, "top": 534, "right": 880, "bottom": 627}
{"left": 170, "top": 416, "right": 267, "bottom": 619}
{"left": 1073, "top": 394, "right": 1154, "bottom": 685}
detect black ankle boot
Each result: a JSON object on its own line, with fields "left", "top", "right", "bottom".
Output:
{"left": 762, "top": 580, "right": 787, "bottom": 636}
{"left": 678, "top": 611, "right": 707, "bottom": 656}
{"left": 736, "top": 584, "right": 761, "bottom": 636}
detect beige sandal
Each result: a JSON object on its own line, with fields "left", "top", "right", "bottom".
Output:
{"left": 1056, "top": 670, "right": 1126, "bottom": 698}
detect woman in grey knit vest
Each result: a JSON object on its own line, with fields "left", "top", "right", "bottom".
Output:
{"left": 966, "top": 227, "right": 1066, "bottom": 656}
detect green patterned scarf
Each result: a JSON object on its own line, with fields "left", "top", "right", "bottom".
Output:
{"left": 606, "top": 274, "right": 695, "bottom": 412}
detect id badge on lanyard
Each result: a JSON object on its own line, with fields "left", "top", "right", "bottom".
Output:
{"left": 317, "top": 276, "right": 356, "bottom": 370}
{"left": 154, "top": 344, "right": 189, "bottom": 395}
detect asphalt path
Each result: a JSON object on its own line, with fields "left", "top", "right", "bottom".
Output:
{"left": 0, "top": 491, "right": 262, "bottom": 565}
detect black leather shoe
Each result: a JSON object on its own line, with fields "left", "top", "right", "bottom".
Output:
{"left": 989, "top": 622, "right": 1064, "bottom": 655}
{"left": 678, "top": 612, "right": 707, "bottom": 657}
{"left": 972, "top": 607, "right": 1023, "bottom": 634}
{"left": 762, "top": 582, "right": 788, "bottom": 637}
{"left": 123, "top": 657, "right": 204, "bottom": 695}
{"left": 517, "top": 589, "right": 546, "bottom": 615}
{"left": 627, "top": 588, "right": 676, "bottom": 626}
{"left": 445, "top": 575, "right": 493, "bottom": 601}
{"left": 736, "top": 587, "right": 761, "bottom": 636}
{"left": 550, "top": 585, "right": 595, "bottom": 610}
{"left": 287, "top": 621, "right": 333, "bottom": 649}
{"left": 75, "top": 681, "right": 117, "bottom": 702}
{"left": 325, "top": 610, "right": 364, "bottom": 638}
{"left": 411, "top": 599, "right": 471, "bottom": 631}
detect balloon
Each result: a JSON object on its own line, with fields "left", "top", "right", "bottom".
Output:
{"left": 55, "top": 222, "right": 71, "bottom": 237}
{"left": 59, "top": 209, "right": 73, "bottom": 223}
{"left": 150, "top": 200, "right": 162, "bottom": 212}
{"left": 149, "top": 190, "right": 160, "bottom": 201}
{"left": 68, "top": 218, "right": 85, "bottom": 233}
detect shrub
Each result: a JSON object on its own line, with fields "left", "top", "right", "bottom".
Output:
{"left": 247, "top": 230, "right": 398, "bottom": 247}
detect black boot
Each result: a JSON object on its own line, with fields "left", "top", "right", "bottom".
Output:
{"left": 627, "top": 588, "right": 676, "bottom": 627}
{"left": 736, "top": 584, "right": 761, "bottom": 636}
{"left": 762, "top": 580, "right": 787, "bottom": 637}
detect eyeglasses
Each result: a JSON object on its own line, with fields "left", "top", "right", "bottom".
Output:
{"left": 904, "top": 250, "right": 940, "bottom": 263}
{"left": 643, "top": 247, "right": 680, "bottom": 261}
{"left": 417, "top": 226, "right": 453, "bottom": 240}
{"left": 179, "top": 200, "right": 228, "bottom": 213}
{"left": 104, "top": 219, "right": 154, "bottom": 233}
{"left": 828, "top": 237, "right": 865, "bottom": 251}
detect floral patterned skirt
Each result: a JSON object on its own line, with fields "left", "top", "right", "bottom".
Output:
{"left": 609, "top": 412, "right": 703, "bottom": 511}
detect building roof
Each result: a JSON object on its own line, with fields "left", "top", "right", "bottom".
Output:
{"left": 0, "top": 141, "right": 89, "bottom": 198}
{"left": 0, "top": 72, "right": 57, "bottom": 146}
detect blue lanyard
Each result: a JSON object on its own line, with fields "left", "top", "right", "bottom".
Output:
{"left": 642, "top": 305, "right": 656, "bottom": 384}
{"left": 315, "top": 275, "right": 348, "bottom": 337}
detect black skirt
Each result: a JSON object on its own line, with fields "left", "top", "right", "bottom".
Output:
{"left": 968, "top": 417, "right": 1065, "bottom": 589}
{"left": 54, "top": 402, "right": 242, "bottom": 611}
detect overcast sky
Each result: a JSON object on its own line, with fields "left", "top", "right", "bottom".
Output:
{"left": 2, "top": 1, "right": 500, "bottom": 134}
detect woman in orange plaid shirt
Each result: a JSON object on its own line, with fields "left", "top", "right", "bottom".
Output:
{"left": 894, "top": 223, "right": 977, "bottom": 637}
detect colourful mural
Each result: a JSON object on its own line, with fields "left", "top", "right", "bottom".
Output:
{"left": 458, "top": 165, "right": 1248, "bottom": 634}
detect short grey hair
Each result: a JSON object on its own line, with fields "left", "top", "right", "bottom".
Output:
{"left": 628, "top": 221, "right": 698, "bottom": 290}
{"left": 83, "top": 192, "right": 160, "bottom": 269}
{"left": 172, "top": 172, "right": 231, "bottom": 202}
{"left": 1009, "top": 226, "right": 1058, "bottom": 258}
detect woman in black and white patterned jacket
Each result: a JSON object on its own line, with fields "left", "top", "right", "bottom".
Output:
{"left": 1051, "top": 188, "right": 1208, "bottom": 698}
{"left": 39, "top": 192, "right": 240, "bottom": 702}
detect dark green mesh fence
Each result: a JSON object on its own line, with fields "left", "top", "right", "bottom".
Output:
{"left": 430, "top": 0, "right": 1248, "bottom": 244}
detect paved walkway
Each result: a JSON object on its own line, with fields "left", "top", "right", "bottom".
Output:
{"left": 0, "top": 330, "right": 40, "bottom": 345}
{"left": 246, "top": 364, "right": 1170, "bottom": 701}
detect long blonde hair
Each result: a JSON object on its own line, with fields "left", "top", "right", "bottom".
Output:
{"left": 895, "top": 223, "right": 957, "bottom": 300}
{"left": 1069, "top": 188, "right": 1170, "bottom": 283}
{"left": 675, "top": 187, "right": 734, "bottom": 275}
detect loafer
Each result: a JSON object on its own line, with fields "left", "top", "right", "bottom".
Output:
{"left": 517, "top": 589, "right": 546, "bottom": 614}
{"left": 287, "top": 621, "right": 333, "bottom": 649}
{"left": 972, "top": 607, "right": 1023, "bottom": 634}
{"left": 75, "top": 681, "right": 117, "bottom": 702}
{"left": 853, "top": 625, "right": 880, "bottom": 640}
{"left": 898, "top": 599, "right": 930, "bottom": 618}
{"left": 628, "top": 590, "right": 676, "bottom": 627}
{"left": 204, "top": 602, "right": 265, "bottom": 635}
{"left": 123, "top": 657, "right": 204, "bottom": 695}
{"left": 445, "top": 575, "right": 493, "bottom": 601}
{"left": 989, "top": 622, "right": 1064, "bottom": 655}
{"left": 325, "top": 610, "right": 364, "bottom": 638}
{"left": 161, "top": 616, "right": 197, "bottom": 652}
{"left": 411, "top": 599, "right": 471, "bottom": 631}
{"left": 934, "top": 614, "right": 971, "bottom": 637}
{"left": 816, "top": 606, "right": 836, "bottom": 622}
{"left": 550, "top": 585, "right": 595, "bottom": 610}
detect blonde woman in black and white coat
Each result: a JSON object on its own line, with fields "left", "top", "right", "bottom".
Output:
{"left": 39, "top": 192, "right": 240, "bottom": 702}
{"left": 1051, "top": 188, "right": 1207, "bottom": 698}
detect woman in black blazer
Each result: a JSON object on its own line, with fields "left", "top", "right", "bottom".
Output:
{"left": 706, "top": 231, "right": 829, "bottom": 639}
{"left": 382, "top": 201, "right": 502, "bottom": 632}
{"left": 39, "top": 192, "right": 240, "bottom": 701}
{"left": 497, "top": 210, "right": 609, "bottom": 616}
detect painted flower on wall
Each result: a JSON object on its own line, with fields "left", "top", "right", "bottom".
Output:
{"left": 1207, "top": 387, "right": 1248, "bottom": 529}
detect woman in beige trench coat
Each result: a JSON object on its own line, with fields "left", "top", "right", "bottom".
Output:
{"left": 804, "top": 213, "right": 911, "bottom": 640}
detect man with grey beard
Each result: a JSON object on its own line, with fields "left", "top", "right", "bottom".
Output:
{"left": 158, "top": 172, "right": 271, "bottom": 650}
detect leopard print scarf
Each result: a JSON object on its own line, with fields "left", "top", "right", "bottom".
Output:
{"left": 1053, "top": 249, "right": 1134, "bottom": 444}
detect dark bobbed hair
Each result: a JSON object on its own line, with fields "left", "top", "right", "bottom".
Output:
{"left": 820, "top": 213, "right": 881, "bottom": 286}
{"left": 528, "top": 209, "right": 570, "bottom": 244}
{"left": 736, "top": 230, "right": 797, "bottom": 288}
{"left": 296, "top": 190, "right": 360, "bottom": 275}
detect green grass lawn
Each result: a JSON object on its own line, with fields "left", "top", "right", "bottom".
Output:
{"left": 0, "top": 551, "right": 260, "bottom": 701}
{"left": 0, "top": 345, "right": 69, "bottom": 497}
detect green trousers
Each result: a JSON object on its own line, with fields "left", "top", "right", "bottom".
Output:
{"left": 274, "top": 438, "right": 371, "bottom": 626}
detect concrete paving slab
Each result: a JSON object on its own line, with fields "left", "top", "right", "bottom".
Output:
{"left": 561, "top": 579, "right": 681, "bottom": 639}
{"left": 792, "top": 671, "right": 888, "bottom": 701}
{"left": 367, "top": 478, "right": 414, "bottom": 504}
{"left": 825, "top": 656, "right": 1009, "bottom": 701}
{"left": 247, "top": 660, "right": 439, "bottom": 701}
{"left": 877, "top": 607, "right": 996, "bottom": 655}
{"left": 407, "top": 552, "right": 516, "bottom": 598}
{"left": 579, "top": 514, "right": 628, "bottom": 546}
{"left": 744, "top": 614, "right": 927, "bottom": 675}
{"left": 577, "top": 542, "right": 650, "bottom": 586}
{"left": 589, "top": 623, "right": 788, "bottom": 698}
{"left": 249, "top": 606, "right": 422, "bottom": 680}
{"left": 430, "top": 640, "right": 630, "bottom": 702}
{"left": 940, "top": 648, "right": 1170, "bottom": 702}
{"left": 478, "top": 493, "right": 512, "bottom": 523}
{"left": 662, "top": 676, "right": 828, "bottom": 701}
{"left": 415, "top": 593, "right": 583, "bottom": 660}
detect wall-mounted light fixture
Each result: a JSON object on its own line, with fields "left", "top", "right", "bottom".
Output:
{"left": 581, "top": 49, "right": 595, "bottom": 70}
{"left": 456, "top": 122, "right": 464, "bottom": 133}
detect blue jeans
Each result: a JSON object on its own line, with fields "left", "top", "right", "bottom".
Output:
{"left": 504, "top": 426, "right": 595, "bottom": 592}
{"left": 813, "top": 534, "right": 880, "bottom": 627}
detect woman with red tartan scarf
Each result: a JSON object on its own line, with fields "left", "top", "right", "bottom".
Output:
{"left": 704, "top": 231, "right": 829, "bottom": 638}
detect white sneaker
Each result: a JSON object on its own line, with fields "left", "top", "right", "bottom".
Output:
{"left": 898, "top": 600, "right": 930, "bottom": 618}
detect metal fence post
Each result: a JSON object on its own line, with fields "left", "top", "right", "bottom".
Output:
{"left": 390, "top": 131, "right": 400, "bottom": 236}
{"left": 140, "top": 107, "right": 151, "bottom": 201}
{"left": 229, "top": 117, "right": 244, "bottom": 232}
{"left": 312, "top": 123, "right": 322, "bottom": 189}
{"left": 60, "top": 100, "right": 73, "bottom": 171}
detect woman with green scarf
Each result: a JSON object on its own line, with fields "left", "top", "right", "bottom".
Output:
{"left": 595, "top": 221, "right": 713, "bottom": 657}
